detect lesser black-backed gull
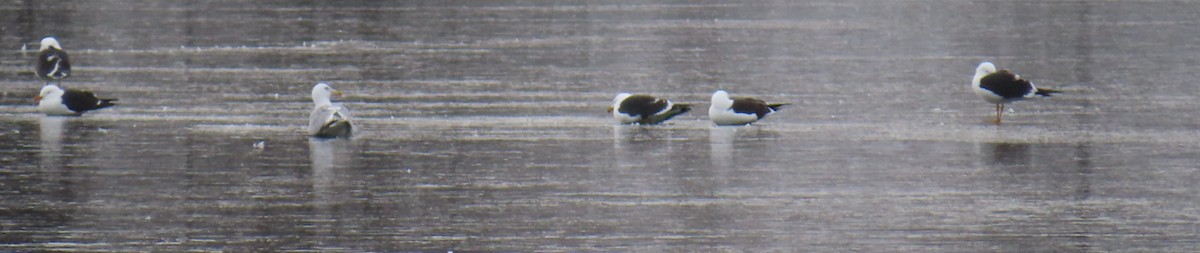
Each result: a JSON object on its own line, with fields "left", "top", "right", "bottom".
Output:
{"left": 608, "top": 93, "right": 692, "bottom": 125}
{"left": 35, "top": 37, "right": 71, "bottom": 84}
{"left": 972, "top": 62, "right": 1061, "bottom": 124}
{"left": 35, "top": 85, "right": 117, "bottom": 116}
{"left": 708, "top": 90, "right": 788, "bottom": 126}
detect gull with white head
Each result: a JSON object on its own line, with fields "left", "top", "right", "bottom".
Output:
{"left": 708, "top": 90, "right": 788, "bottom": 126}
{"left": 35, "top": 37, "right": 71, "bottom": 84}
{"left": 971, "top": 62, "right": 1061, "bottom": 124}
{"left": 309, "top": 83, "right": 353, "bottom": 138}
{"left": 35, "top": 85, "right": 117, "bottom": 116}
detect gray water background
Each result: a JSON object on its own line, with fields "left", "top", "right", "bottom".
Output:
{"left": 1, "top": 1, "right": 1199, "bottom": 252}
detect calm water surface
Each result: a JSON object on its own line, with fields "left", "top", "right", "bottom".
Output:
{"left": 1, "top": 1, "right": 1199, "bottom": 252}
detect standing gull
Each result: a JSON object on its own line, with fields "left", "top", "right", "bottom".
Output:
{"left": 708, "top": 90, "right": 788, "bottom": 126}
{"left": 35, "top": 37, "right": 71, "bottom": 84}
{"left": 971, "top": 62, "right": 1062, "bottom": 124}
{"left": 608, "top": 93, "right": 692, "bottom": 125}
{"left": 35, "top": 85, "right": 117, "bottom": 116}
{"left": 309, "top": 83, "right": 353, "bottom": 138}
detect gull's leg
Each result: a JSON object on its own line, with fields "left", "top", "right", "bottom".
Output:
{"left": 994, "top": 104, "right": 1004, "bottom": 124}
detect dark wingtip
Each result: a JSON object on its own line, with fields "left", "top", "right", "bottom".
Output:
{"left": 767, "top": 103, "right": 790, "bottom": 111}
{"left": 97, "top": 99, "right": 118, "bottom": 109}
{"left": 674, "top": 103, "right": 693, "bottom": 113}
{"left": 1035, "top": 88, "right": 1062, "bottom": 97}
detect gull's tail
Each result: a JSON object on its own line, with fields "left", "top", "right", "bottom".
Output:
{"left": 1035, "top": 88, "right": 1062, "bottom": 97}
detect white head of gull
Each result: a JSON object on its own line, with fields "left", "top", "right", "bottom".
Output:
{"left": 40, "top": 37, "right": 62, "bottom": 50}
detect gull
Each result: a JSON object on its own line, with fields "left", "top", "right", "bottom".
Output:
{"left": 972, "top": 62, "right": 1061, "bottom": 124}
{"left": 35, "top": 37, "right": 71, "bottom": 84}
{"left": 309, "top": 83, "right": 353, "bottom": 138}
{"left": 708, "top": 90, "right": 788, "bottom": 126}
{"left": 608, "top": 93, "right": 692, "bottom": 125}
{"left": 35, "top": 85, "right": 117, "bottom": 116}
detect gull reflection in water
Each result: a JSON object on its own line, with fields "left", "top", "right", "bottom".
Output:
{"left": 39, "top": 116, "right": 67, "bottom": 173}
{"left": 610, "top": 125, "right": 669, "bottom": 169}
{"left": 708, "top": 126, "right": 778, "bottom": 170}
{"left": 308, "top": 138, "right": 355, "bottom": 208}
{"left": 983, "top": 142, "right": 1032, "bottom": 169}
{"left": 708, "top": 126, "right": 737, "bottom": 170}
{"left": 976, "top": 141, "right": 1099, "bottom": 251}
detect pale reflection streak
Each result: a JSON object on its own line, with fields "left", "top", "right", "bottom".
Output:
{"left": 308, "top": 138, "right": 352, "bottom": 207}
{"left": 610, "top": 125, "right": 662, "bottom": 170}
{"left": 38, "top": 116, "right": 66, "bottom": 173}
{"left": 708, "top": 126, "right": 736, "bottom": 171}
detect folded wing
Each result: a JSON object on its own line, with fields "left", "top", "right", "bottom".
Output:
{"left": 309, "top": 104, "right": 353, "bottom": 138}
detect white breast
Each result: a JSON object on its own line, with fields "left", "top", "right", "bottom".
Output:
{"left": 38, "top": 96, "right": 75, "bottom": 116}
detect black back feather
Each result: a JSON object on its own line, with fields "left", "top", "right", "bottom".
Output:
{"left": 731, "top": 97, "right": 777, "bottom": 119}
{"left": 36, "top": 48, "right": 71, "bottom": 80}
{"left": 61, "top": 88, "right": 116, "bottom": 113}
{"left": 617, "top": 94, "right": 670, "bottom": 118}
{"left": 978, "top": 70, "right": 1034, "bottom": 99}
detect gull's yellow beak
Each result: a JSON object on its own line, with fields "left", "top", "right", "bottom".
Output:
{"left": 606, "top": 106, "right": 614, "bottom": 113}
{"left": 34, "top": 95, "right": 42, "bottom": 104}
{"left": 332, "top": 90, "right": 344, "bottom": 98}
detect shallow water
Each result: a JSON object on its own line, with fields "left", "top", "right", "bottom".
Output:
{"left": 2, "top": 1, "right": 1200, "bottom": 252}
